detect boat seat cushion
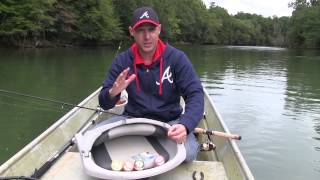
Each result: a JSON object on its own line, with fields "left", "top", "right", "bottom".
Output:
{"left": 92, "top": 136, "right": 170, "bottom": 170}
{"left": 93, "top": 123, "right": 167, "bottom": 147}
{"left": 91, "top": 123, "right": 170, "bottom": 170}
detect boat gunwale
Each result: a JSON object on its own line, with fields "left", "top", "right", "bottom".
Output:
{"left": 203, "top": 88, "right": 254, "bottom": 179}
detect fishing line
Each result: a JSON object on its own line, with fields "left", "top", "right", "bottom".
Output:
{"left": 0, "top": 89, "right": 111, "bottom": 114}
{"left": 0, "top": 93, "right": 70, "bottom": 113}
{"left": 0, "top": 100, "right": 69, "bottom": 114}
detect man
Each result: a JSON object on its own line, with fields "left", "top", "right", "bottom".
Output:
{"left": 99, "top": 6, "right": 204, "bottom": 161}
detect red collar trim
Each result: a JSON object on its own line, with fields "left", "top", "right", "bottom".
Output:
{"left": 131, "top": 39, "right": 166, "bottom": 65}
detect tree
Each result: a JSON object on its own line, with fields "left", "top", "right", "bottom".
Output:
{"left": 70, "top": 0, "right": 123, "bottom": 43}
{"left": 0, "top": 0, "right": 56, "bottom": 46}
{"left": 152, "top": 0, "right": 181, "bottom": 42}
{"left": 208, "top": 6, "right": 232, "bottom": 44}
{"left": 289, "top": 5, "right": 320, "bottom": 48}
{"left": 0, "top": 0, "right": 318, "bottom": 48}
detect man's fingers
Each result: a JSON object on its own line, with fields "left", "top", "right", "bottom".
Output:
{"left": 125, "top": 74, "right": 136, "bottom": 84}
{"left": 119, "top": 72, "right": 126, "bottom": 82}
{"left": 121, "top": 68, "right": 130, "bottom": 81}
{"left": 168, "top": 130, "right": 180, "bottom": 137}
{"left": 115, "top": 68, "right": 130, "bottom": 83}
{"left": 110, "top": 68, "right": 132, "bottom": 97}
{"left": 115, "top": 73, "right": 122, "bottom": 83}
{"left": 115, "top": 72, "right": 125, "bottom": 83}
{"left": 168, "top": 126, "right": 185, "bottom": 137}
{"left": 170, "top": 134, "right": 186, "bottom": 144}
{"left": 171, "top": 134, "right": 185, "bottom": 140}
{"left": 114, "top": 68, "right": 132, "bottom": 87}
{"left": 167, "top": 126, "right": 177, "bottom": 136}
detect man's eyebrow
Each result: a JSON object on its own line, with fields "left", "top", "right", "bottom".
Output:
{"left": 135, "top": 27, "right": 144, "bottom": 31}
{"left": 136, "top": 26, "right": 155, "bottom": 31}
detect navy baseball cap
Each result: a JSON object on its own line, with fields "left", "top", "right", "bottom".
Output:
{"left": 130, "top": 7, "right": 160, "bottom": 29}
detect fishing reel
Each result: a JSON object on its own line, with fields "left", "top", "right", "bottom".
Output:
{"left": 194, "top": 128, "right": 216, "bottom": 151}
{"left": 200, "top": 141, "right": 216, "bottom": 151}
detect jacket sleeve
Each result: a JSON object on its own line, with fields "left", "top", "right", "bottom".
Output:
{"left": 99, "top": 55, "right": 124, "bottom": 110}
{"left": 174, "top": 52, "right": 204, "bottom": 133}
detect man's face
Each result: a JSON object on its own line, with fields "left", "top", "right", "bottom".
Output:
{"left": 130, "top": 23, "right": 161, "bottom": 55}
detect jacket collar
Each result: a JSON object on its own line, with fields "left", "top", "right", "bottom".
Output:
{"left": 131, "top": 39, "right": 166, "bottom": 66}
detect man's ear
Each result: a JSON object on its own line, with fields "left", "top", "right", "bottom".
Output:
{"left": 129, "top": 26, "right": 134, "bottom": 36}
{"left": 158, "top": 24, "right": 162, "bottom": 35}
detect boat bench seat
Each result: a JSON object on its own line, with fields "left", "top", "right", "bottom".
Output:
{"left": 42, "top": 152, "right": 228, "bottom": 180}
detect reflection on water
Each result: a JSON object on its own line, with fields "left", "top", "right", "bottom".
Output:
{"left": 225, "top": 45, "right": 287, "bottom": 51}
{"left": 0, "top": 46, "right": 319, "bottom": 179}
{"left": 179, "top": 45, "right": 320, "bottom": 180}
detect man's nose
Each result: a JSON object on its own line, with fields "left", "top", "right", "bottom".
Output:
{"left": 144, "top": 30, "right": 151, "bottom": 39}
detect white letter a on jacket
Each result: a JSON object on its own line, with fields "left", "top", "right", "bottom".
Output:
{"left": 156, "top": 66, "right": 173, "bottom": 85}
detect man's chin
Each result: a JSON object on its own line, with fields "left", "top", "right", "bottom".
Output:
{"left": 141, "top": 46, "right": 155, "bottom": 53}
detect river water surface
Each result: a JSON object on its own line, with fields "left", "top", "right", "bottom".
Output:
{"left": 0, "top": 46, "right": 319, "bottom": 180}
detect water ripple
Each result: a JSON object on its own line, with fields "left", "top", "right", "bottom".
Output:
{"left": 197, "top": 46, "right": 320, "bottom": 180}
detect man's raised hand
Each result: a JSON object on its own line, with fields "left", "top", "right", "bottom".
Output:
{"left": 109, "top": 67, "right": 136, "bottom": 98}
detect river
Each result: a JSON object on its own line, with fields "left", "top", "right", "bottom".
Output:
{"left": 0, "top": 45, "right": 319, "bottom": 180}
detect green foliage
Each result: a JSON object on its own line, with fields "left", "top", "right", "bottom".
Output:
{"left": 152, "top": 0, "right": 181, "bottom": 42}
{"left": 0, "top": 0, "right": 56, "bottom": 44}
{"left": 71, "top": 0, "right": 123, "bottom": 42}
{"left": 0, "top": 0, "right": 123, "bottom": 46}
{"left": 111, "top": 0, "right": 138, "bottom": 32}
{"left": 289, "top": 0, "right": 320, "bottom": 10}
{"left": 289, "top": 4, "right": 320, "bottom": 48}
{"left": 0, "top": 0, "right": 319, "bottom": 48}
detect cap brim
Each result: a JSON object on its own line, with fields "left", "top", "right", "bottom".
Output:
{"left": 132, "top": 20, "right": 160, "bottom": 30}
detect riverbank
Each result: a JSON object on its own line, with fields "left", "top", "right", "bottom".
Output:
{"left": 0, "top": 39, "right": 119, "bottom": 49}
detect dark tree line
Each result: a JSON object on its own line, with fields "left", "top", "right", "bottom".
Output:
{"left": 288, "top": 0, "right": 320, "bottom": 48}
{"left": 0, "top": 0, "right": 319, "bottom": 48}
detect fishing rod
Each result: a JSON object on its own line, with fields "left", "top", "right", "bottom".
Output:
{"left": 0, "top": 89, "right": 112, "bottom": 114}
{"left": 0, "top": 176, "right": 37, "bottom": 180}
{"left": 0, "top": 89, "right": 104, "bottom": 112}
{"left": 194, "top": 127, "right": 242, "bottom": 140}
{"left": 0, "top": 88, "right": 242, "bottom": 140}
{"left": 0, "top": 88, "right": 134, "bottom": 119}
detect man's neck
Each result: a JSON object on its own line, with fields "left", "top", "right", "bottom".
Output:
{"left": 138, "top": 48, "right": 156, "bottom": 65}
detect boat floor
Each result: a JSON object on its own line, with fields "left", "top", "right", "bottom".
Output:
{"left": 41, "top": 152, "right": 228, "bottom": 180}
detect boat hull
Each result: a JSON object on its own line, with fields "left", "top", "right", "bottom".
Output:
{"left": 0, "top": 87, "right": 254, "bottom": 180}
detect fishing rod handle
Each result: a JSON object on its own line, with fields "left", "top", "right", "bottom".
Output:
{"left": 194, "top": 128, "right": 241, "bottom": 140}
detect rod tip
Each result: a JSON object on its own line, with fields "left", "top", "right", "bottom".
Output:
{"left": 237, "top": 135, "right": 242, "bottom": 140}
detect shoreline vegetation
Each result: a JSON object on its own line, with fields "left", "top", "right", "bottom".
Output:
{"left": 0, "top": 0, "right": 319, "bottom": 49}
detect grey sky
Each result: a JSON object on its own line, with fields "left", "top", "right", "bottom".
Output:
{"left": 203, "top": 0, "right": 294, "bottom": 17}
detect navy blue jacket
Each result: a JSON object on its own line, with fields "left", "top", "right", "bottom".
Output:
{"left": 99, "top": 44, "right": 204, "bottom": 133}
